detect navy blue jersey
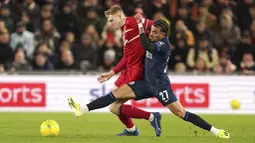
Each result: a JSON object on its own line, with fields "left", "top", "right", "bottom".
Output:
{"left": 144, "top": 37, "right": 171, "bottom": 85}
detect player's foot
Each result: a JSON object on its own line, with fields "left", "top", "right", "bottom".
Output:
{"left": 216, "top": 129, "right": 230, "bottom": 139}
{"left": 68, "top": 97, "right": 82, "bottom": 118}
{"left": 116, "top": 128, "right": 139, "bottom": 136}
{"left": 150, "top": 112, "right": 161, "bottom": 137}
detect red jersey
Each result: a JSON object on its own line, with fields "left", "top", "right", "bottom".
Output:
{"left": 112, "top": 17, "right": 153, "bottom": 74}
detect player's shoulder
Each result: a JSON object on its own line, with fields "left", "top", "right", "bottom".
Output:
{"left": 153, "top": 38, "right": 171, "bottom": 52}
{"left": 154, "top": 39, "right": 169, "bottom": 48}
{"left": 126, "top": 17, "right": 137, "bottom": 27}
{"left": 154, "top": 41, "right": 166, "bottom": 47}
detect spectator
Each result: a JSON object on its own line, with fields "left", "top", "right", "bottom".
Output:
{"left": 196, "top": 5, "right": 217, "bottom": 30}
{"left": 193, "top": 58, "right": 210, "bottom": 73}
{"left": 213, "top": 14, "right": 240, "bottom": 49}
{"left": 98, "top": 38, "right": 119, "bottom": 67}
{"left": 153, "top": 11, "right": 171, "bottom": 36}
{"left": 79, "top": 7, "right": 103, "bottom": 35}
{"left": 22, "top": 0, "right": 40, "bottom": 22}
{"left": 84, "top": 24, "right": 100, "bottom": 47}
{"left": 170, "top": 39, "right": 189, "bottom": 69}
{"left": 237, "top": 0, "right": 254, "bottom": 30}
{"left": 98, "top": 49, "right": 116, "bottom": 71}
{"left": 194, "top": 22, "right": 212, "bottom": 44}
{"left": 213, "top": 56, "right": 236, "bottom": 74}
{"left": 65, "top": 32, "right": 75, "bottom": 44}
{"left": 34, "top": 42, "right": 58, "bottom": 65}
{"left": 174, "top": 62, "right": 187, "bottom": 73}
{"left": 34, "top": 4, "right": 54, "bottom": 31}
{"left": 55, "top": 1, "right": 78, "bottom": 37}
{"left": 32, "top": 53, "right": 54, "bottom": 70}
{"left": 0, "top": 22, "right": 12, "bottom": 68}
{"left": 101, "top": 22, "right": 122, "bottom": 47}
{"left": 72, "top": 34, "right": 98, "bottom": 70}
{"left": 56, "top": 49, "right": 79, "bottom": 70}
{"left": 221, "top": 6, "right": 238, "bottom": 26}
{"left": 63, "top": 32, "right": 78, "bottom": 52}
{"left": 10, "top": 22, "right": 35, "bottom": 58}
{"left": 20, "top": 12, "right": 35, "bottom": 32}
{"left": 6, "top": 50, "right": 32, "bottom": 72}
{"left": 232, "top": 30, "right": 255, "bottom": 70}
{"left": 202, "top": 0, "right": 217, "bottom": 17}
{"left": 0, "top": 4, "right": 15, "bottom": 32}
{"left": 35, "top": 19, "right": 61, "bottom": 53}
{"left": 0, "top": 64, "right": 4, "bottom": 73}
{"left": 240, "top": 53, "right": 255, "bottom": 75}
{"left": 187, "top": 37, "right": 219, "bottom": 70}
{"left": 77, "top": 0, "right": 103, "bottom": 19}
{"left": 148, "top": 0, "right": 170, "bottom": 19}
{"left": 59, "top": 40, "right": 72, "bottom": 53}
{"left": 133, "top": 7, "right": 144, "bottom": 16}
{"left": 249, "top": 3, "right": 255, "bottom": 27}
{"left": 102, "top": 0, "right": 115, "bottom": 14}
{"left": 175, "top": 20, "right": 195, "bottom": 47}
{"left": 0, "top": 19, "right": 7, "bottom": 32}
{"left": 218, "top": 44, "right": 233, "bottom": 60}
{"left": 249, "top": 20, "right": 255, "bottom": 46}
{"left": 176, "top": 6, "right": 194, "bottom": 30}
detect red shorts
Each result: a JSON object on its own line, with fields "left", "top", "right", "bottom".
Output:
{"left": 115, "top": 67, "right": 144, "bottom": 87}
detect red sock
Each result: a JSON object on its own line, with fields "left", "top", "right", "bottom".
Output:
{"left": 118, "top": 114, "right": 134, "bottom": 128}
{"left": 120, "top": 104, "right": 150, "bottom": 120}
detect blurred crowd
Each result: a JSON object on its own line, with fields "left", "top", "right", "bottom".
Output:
{"left": 0, "top": 0, "right": 254, "bottom": 75}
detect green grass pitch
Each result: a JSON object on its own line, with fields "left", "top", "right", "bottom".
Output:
{"left": 1, "top": 113, "right": 254, "bottom": 143}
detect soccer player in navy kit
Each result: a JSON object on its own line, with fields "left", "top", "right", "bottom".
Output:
{"left": 68, "top": 18, "right": 230, "bottom": 139}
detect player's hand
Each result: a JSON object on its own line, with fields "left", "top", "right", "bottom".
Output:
{"left": 97, "top": 70, "right": 115, "bottom": 83}
{"left": 134, "top": 13, "right": 143, "bottom": 24}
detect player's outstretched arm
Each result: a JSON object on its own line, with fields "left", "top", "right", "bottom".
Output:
{"left": 97, "top": 56, "right": 127, "bottom": 83}
{"left": 97, "top": 70, "right": 115, "bottom": 83}
{"left": 112, "top": 56, "right": 127, "bottom": 74}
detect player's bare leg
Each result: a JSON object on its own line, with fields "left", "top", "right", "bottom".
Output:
{"left": 109, "top": 99, "right": 138, "bottom": 136}
{"left": 166, "top": 101, "right": 230, "bottom": 139}
{"left": 109, "top": 86, "right": 137, "bottom": 134}
{"left": 68, "top": 84, "right": 162, "bottom": 136}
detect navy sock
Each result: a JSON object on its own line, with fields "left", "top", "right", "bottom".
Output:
{"left": 184, "top": 111, "right": 212, "bottom": 131}
{"left": 87, "top": 92, "right": 116, "bottom": 111}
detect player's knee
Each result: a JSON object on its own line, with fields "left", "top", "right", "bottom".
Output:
{"left": 109, "top": 103, "right": 120, "bottom": 115}
{"left": 108, "top": 104, "right": 116, "bottom": 114}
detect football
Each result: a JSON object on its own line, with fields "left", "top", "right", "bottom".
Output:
{"left": 231, "top": 99, "right": 241, "bottom": 110}
{"left": 40, "top": 120, "right": 60, "bottom": 137}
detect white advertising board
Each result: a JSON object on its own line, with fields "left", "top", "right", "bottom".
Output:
{"left": 0, "top": 75, "right": 254, "bottom": 114}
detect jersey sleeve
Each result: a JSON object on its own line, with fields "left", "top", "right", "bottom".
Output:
{"left": 139, "top": 33, "right": 157, "bottom": 52}
{"left": 112, "top": 56, "right": 127, "bottom": 74}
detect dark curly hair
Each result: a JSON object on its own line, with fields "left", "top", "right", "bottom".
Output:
{"left": 153, "top": 20, "right": 169, "bottom": 36}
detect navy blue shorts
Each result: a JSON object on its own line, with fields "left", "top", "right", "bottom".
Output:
{"left": 128, "top": 80, "right": 177, "bottom": 106}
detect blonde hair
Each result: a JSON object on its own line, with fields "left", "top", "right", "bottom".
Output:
{"left": 105, "top": 5, "right": 124, "bottom": 17}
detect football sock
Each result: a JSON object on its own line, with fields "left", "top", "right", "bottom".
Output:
{"left": 148, "top": 113, "right": 155, "bottom": 121}
{"left": 87, "top": 92, "right": 116, "bottom": 111}
{"left": 126, "top": 126, "right": 136, "bottom": 132}
{"left": 210, "top": 126, "right": 219, "bottom": 135}
{"left": 80, "top": 104, "right": 89, "bottom": 114}
{"left": 118, "top": 115, "right": 135, "bottom": 129}
{"left": 184, "top": 111, "right": 212, "bottom": 131}
{"left": 120, "top": 104, "right": 151, "bottom": 120}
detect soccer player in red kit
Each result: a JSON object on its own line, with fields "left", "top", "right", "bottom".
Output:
{"left": 97, "top": 5, "right": 161, "bottom": 136}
